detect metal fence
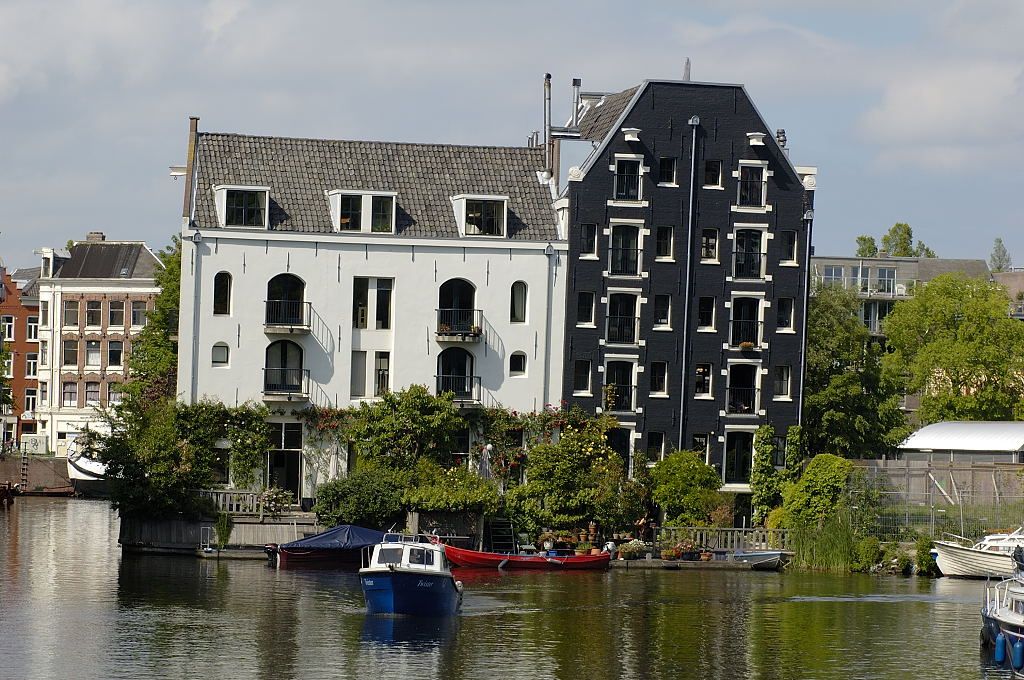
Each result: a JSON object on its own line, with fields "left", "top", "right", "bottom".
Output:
{"left": 856, "top": 490, "right": 1024, "bottom": 542}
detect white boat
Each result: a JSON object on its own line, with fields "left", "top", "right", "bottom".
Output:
{"left": 982, "top": 567, "right": 1024, "bottom": 674}
{"left": 359, "top": 534, "right": 463, "bottom": 616}
{"left": 731, "top": 549, "right": 786, "bottom": 571}
{"left": 65, "top": 438, "right": 109, "bottom": 498}
{"left": 933, "top": 528, "right": 1024, "bottom": 578}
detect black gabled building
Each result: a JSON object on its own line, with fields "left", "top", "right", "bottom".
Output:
{"left": 558, "top": 79, "right": 817, "bottom": 503}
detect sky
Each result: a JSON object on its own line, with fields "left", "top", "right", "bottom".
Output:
{"left": 1, "top": 0, "right": 1022, "bottom": 269}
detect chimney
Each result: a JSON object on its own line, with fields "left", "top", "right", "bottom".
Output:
{"left": 182, "top": 116, "right": 200, "bottom": 220}
{"left": 543, "top": 74, "right": 552, "bottom": 173}
{"left": 86, "top": 231, "right": 106, "bottom": 242}
{"left": 878, "top": 250, "right": 888, "bottom": 258}
{"left": 683, "top": 57, "right": 691, "bottom": 82}
{"left": 571, "top": 77, "right": 582, "bottom": 127}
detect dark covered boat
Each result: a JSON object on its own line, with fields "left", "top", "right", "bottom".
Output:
{"left": 266, "top": 524, "right": 385, "bottom": 569}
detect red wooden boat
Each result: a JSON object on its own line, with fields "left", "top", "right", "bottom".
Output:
{"left": 443, "top": 544, "right": 611, "bottom": 570}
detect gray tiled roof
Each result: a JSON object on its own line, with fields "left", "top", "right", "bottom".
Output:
{"left": 10, "top": 267, "right": 40, "bottom": 297}
{"left": 56, "top": 243, "right": 160, "bottom": 280}
{"left": 192, "top": 133, "right": 559, "bottom": 240}
{"left": 917, "top": 258, "right": 990, "bottom": 281}
{"left": 577, "top": 86, "right": 640, "bottom": 142}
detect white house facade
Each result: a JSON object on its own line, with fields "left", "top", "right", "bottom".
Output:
{"left": 175, "top": 119, "right": 567, "bottom": 505}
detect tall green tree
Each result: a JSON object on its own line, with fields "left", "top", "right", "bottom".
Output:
{"left": 991, "top": 237, "right": 1013, "bottom": 272}
{"left": 855, "top": 236, "right": 878, "bottom": 257}
{"left": 122, "top": 238, "right": 180, "bottom": 403}
{"left": 881, "top": 222, "right": 935, "bottom": 258}
{"left": 650, "top": 450, "right": 723, "bottom": 526}
{"left": 803, "top": 283, "right": 907, "bottom": 457}
{"left": 883, "top": 273, "right": 1024, "bottom": 423}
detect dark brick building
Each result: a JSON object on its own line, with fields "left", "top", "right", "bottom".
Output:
{"left": 558, "top": 79, "right": 817, "bottom": 504}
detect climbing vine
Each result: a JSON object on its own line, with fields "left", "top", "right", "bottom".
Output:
{"left": 750, "top": 424, "right": 781, "bottom": 525}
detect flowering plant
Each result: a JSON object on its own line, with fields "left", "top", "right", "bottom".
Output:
{"left": 675, "top": 538, "right": 699, "bottom": 552}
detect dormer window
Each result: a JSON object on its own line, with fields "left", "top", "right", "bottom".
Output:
{"left": 213, "top": 185, "right": 271, "bottom": 229}
{"left": 451, "top": 195, "right": 508, "bottom": 237}
{"left": 328, "top": 190, "right": 397, "bottom": 234}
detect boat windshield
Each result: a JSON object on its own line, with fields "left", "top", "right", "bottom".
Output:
{"left": 409, "top": 548, "right": 435, "bottom": 566}
{"left": 377, "top": 547, "right": 403, "bottom": 564}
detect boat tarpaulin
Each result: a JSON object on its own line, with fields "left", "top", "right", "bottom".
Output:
{"left": 280, "top": 524, "right": 385, "bottom": 551}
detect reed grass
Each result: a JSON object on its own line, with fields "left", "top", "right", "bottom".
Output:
{"left": 790, "top": 511, "right": 855, "bottom": 573}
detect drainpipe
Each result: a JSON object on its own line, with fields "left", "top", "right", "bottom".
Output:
{"left": 796, "top": 209, "right": 814, "bottom": 426}
{"left": 542, "top": 243, "right": 555, "bottom": 408}
{"left": 677, "top": 116, "right": 701, "bottom": 450}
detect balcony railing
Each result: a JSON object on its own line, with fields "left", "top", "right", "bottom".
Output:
{"left": 609, "top": 248, "right": 640, "bottom": 276}
{"left": 733, "top": 252, "right": 763, "bottom": 279}
{"left": 265, "top": 300, "right": 311, "bottom": 329}
{"left": 729, "top": 320, "right": 763, "bottom": 348}
{"left": 812, "top": 275, "right": 915, "bottom": 297}
{"left": 436, "top": 374, "right": 482, "bottom": 403}
{"left": 614, "top": 174, "right": 640, "bottom": 201}
{"left": 263, "top": 368, "right": 310, "bottom": 398}
{"left": 436, "top": 309, "right": 483, "bottom": 337}
{"left": 603, "top": 384, "right": 635, "bottom": 413}
{"left": 606, "top": 315, "right": 638, "bottom": 344}
{"left": 726, "top": 387, "right": 759, "bottom": 415}
{"left": 374, "top": 368, "right": 389, "bottom": 397}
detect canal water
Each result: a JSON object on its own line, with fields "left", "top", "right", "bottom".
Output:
{"left": 0, "top": 498, "right": 1008, "bottom": 679}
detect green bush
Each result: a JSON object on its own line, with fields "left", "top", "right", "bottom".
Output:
{"left": 881, "top": 542, "right": 912, "bottom": 575}
{"left": 915, "top": 536, "right": 940, "bottom": 577}
{"left": 853, "top": 536, "right": 881, "bottom": 572}
{"left": 404, "top": 459, "right": 500, "bottom": 514}
{"left": 782, "top": 454, "right": 854, "bottom": 527}
{"left": 652, "top": 450, "right": 723, "bottom": 526}
{"left": 313, "top": 463, "right": 409, "bottom": 530}
{"left": 214, "top": 512, "right": 233, "bottom": 550}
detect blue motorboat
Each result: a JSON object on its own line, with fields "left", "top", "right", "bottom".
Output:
{"left": 359, "top": 534, "right": 463, "bottom": 616}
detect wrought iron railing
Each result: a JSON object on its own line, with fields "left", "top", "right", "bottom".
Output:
{"left": 436, "top": 374, "right": 482, "bottom": 402}
{"left": 609, "top": 247, "right": 640, "bottom": 276}
{"left": 733, "top": 252, "right": 763, "bottom": 279}
{"left": 263, "top": 368, "right": 310, "bottom": 396}
{"left": 726, "top": 387, "right": 758, "bottom": 415}
{"left": 375, "top": 368, "right": 389, "bottom": 397}
{"left": 738, "top": 179, "right": 765, "bottom": 207}
{"left": 729, "top": 319, "right": 762, "bottom": 347}
{"left": 607, "top": 315, "right": 638, "bottom": 344}
{"left": 614, "top": 174, "right": 640, "bottom": 201}
{"left": 436, "top": 308, "right": 483, "bottom": 336}
{"left": 265, "top": 300, "right": 311, "bottom": 327}
{"left": 603, "top": 384, "right": 635, "bottom": 412}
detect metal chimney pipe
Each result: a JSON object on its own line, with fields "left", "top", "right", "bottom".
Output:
{"left": 571, "top": 77, "right": 581, "bottom": 127}
{"left": 543, "top": 73, "right": 552, "bottom": 172}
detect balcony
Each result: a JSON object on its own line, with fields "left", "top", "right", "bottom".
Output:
{"left": 436, "top": 374, "right": 482, "bottom": 404}
{"left": 436, "top": 309, "right": 483, "bottom": 342}
{"left": 726, "top": 387, "right": 759, "bottom": 415}
{"left": 812, "top": 275, "right": 915, "bottom": 298}
{"left": 729, "top": 320, "right": 763, "bottom": 349}
{"left": 614, "top": 174, "right": 641, "bottom": 202}
{"left": 264, "top": 301, "right": 312, "bottom": 333}
{"left": 262, "top": 368, "right": 310, "bottom": 401}
{"left": 609, "top": 248, "right": 640, "bottom": 276}
{"left": 737, "top": 179, "right": 765, "bottom": 208}
{"left": 607, "top": 315, "right": 638, "bottom": 344}
{"left": 733, "top": 252, "right": 763, "bottom": 279}
{"left": 603, "top": 384, "right": 635, "bottom": 413}
{"left": 374, "top": 368, "right": 389, "bottom": 397}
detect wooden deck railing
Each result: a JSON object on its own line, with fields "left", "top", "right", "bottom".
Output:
{"left": 197, "top": 489, "right": 262, "bottom": 515}
{"left": 656, "top": 526, "right": 791, "bottom": 551}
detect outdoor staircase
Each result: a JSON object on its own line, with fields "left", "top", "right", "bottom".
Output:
{"left": 487, "top": 517, "right": 517, "bottom": 554}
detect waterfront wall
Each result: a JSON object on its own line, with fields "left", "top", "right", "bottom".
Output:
{"left": 119, "top": 514, "right": 322, "bottom": 553}
{"left": 0, "top": 455, "right": 71, "bottom": 491}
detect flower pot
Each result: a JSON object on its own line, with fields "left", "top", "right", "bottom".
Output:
{"left": 681, "top": 551, "right": 700, "bottom": 561}
{"left": 661, "top": 550, "right": 676, "bottom": 561}
{"left": 590, "top": 548, "right": 601, "bottom": 556}
{"left": 700, "top": 552, "right": 713, "bottom": 561}
{"left": 575, "top": 550, "right": 587, "bottom": 556}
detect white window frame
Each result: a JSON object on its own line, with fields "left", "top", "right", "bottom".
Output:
{"left": 327, "top": 189, "right": 398, "bottom": 234}
{"left": 131, "top": 301, "right": 148, "bottom": 328}
{"left": 23, "top": 387, "right": 37, "bottom": 414}
{"left": 723, "top": 358, "right": 764, "bottom": 417}
{"left": 84, "top": 301, "right": 102, "bottom": 328}
{"left": 730, "top": 223, "right": 770, "bottom": 282}
{"left": 605, "top": 290, "right": 642, "bottom": 347}
{"left": 654, "top": 226, "right": 674, "bottom": 261}
{"left": 731, "top": 159, "right": 773, "bottom": 214}
{"left": 450, "top": 194, "right": 509, "bottom": 238}
{"left": 572, "top": 359, "right": 592, "bottom": 396}
{"left": 107, "top": 340, "right": 124, "bottom": 368}
{"left": 509, "top": 351, "right": 527, "bottom": 377}
{"left": 576, "top": 291, "right": 596, "bottom": 328}
{"left": 212, "top": 343, "right": 230, "bottom": 367}
{"left": 1, "top": 315, "right": 14, "bottom": 341}
{"left": 776, "top": 297, "right": 796, "bottom": 334}
{"left": 108, "top": 300, "right": 125, "bottom": 328}
{"left": 61, "top": 382, "right": 77, "bottom": 408}
{"left": 26, "top": 316, "right": 38, "bottom": 342}
{"left": 602, "top": 357, "right": 638, "bottom": 413}
{"left": 2, "top": 353, "right": 12, "bottom": 378}
{"left": 779, "top": 230, "right": 799, "bottom": 266}
{"left": 607, "top": 154, "right": 649, "bottom": 207}
{"left": 84, "top": 381, "right": 100, "bottom": 407}
{"left": 606, "top": 219, "right": 646, "bottom": 279}
{"left": 697, "top": 297, "right": 716, "bottom": 332}
{"left": 728, "top": 292, "right": 766, "bottom": 350}
{"left": 25, "top": 353, "right": 38, "bottom": 378}
{"left": 649, "top": 361, "right": 669, "bottom": 397}
{"left": 703, "top": 159, "right": 724, "bottom": 190}
{"left": 84, "top": 340, "right": 101, "bottom": 368}
{"left": 213, "top": 185, "right": 271, "bottom": 229}
{"left": 700, "top": 228, "right": 720, "bottom": 264}
{"left": 652, "top": 294, "right": 672, "bottom": 331}
{"left": 774, "top": 365, "right": 792, "bottom": 401}
{"left": 657, "top": 157, "right": 677, "bottom": 187}
{"left": 694, "top": 362, "right": 713, "bottom": 399}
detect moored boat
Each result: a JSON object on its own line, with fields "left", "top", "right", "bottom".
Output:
{"left": 360, "top": 534, "right": 462, "bottom": 616}
{"left": 443, "top": 543, "right": 611, "bottom": 570}
{"left": 66, "top": 439, "right": 109, "bottom": 498}
{"left": 933, "top": 528, "right": 1024, "bottom": 578}
{"left": 982, "top": 567, "right": 1024, "bottom": 675}
{"left": 731, "top": 550, "right": 787, "bottom": 571}
{"left": 266, "top": 524, "right": 385, "bottom": 569}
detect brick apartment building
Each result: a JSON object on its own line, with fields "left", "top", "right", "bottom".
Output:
{"left": 0, "top": 266, "right": 41, "bottom": 444}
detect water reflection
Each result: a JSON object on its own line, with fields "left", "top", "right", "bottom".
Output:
{"left": 0, "top": 498, "right": 1017, "bottom": 680}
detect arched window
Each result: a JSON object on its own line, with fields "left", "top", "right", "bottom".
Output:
{"left": 267, "top": 274, "right": 306, "bottom": 325}
{"left": 510, "top": 281, "right": 527, "bottom": 323}
{"left": 212, "top": 343, "right": 230, "bottom": 366}
{"left": 509, "top": 352, "right": 526, "bottom": 376}
{"left": 265, "top": 340, "right": 304, "bottom": 393}
{"left": 438, "top": 278, "right": 477, "bottom": 333}
{"left": 213, "top": 272, "right": 232, "bottom": 315}
{"left": 437, "top": 347, "right": 475, "bottom": 400}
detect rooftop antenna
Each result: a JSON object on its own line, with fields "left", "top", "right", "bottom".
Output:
{"left": 683, "top": 58, "right": 691, "bottom": 82}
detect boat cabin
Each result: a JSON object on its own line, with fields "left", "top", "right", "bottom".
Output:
{"left": 365, "top": 534, "right": 451, "bottom": 573}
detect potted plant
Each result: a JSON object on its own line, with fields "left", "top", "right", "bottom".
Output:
{"left": 538, "top": 531, "right": 556, "bottom": 551}
{"left": 618, "top": 539, "right": 647, "bottom": 560}
{"left": 700, "top": 550, "right": 714, "bottom": 561}
{"left": 576, "top": 541, "right": 592, "bottom": 556}
{"left": 675, "top": 538, "right": 699, "bottom": 561}
{"left": 739, "top": 341, "right": 755, "bottom": 350}
{"left": 439, "top": 322, "right": 451, "bottom": 333}
{"left": 660, "top": 547, "right": 677, "bottom": 561}
{"left": 470, "top": 324, "right": 482, "bottom": 335}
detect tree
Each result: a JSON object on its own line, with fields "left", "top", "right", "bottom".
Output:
{"left": 803, "top": 283, "right": 907, "bottom": 457}
{"left": 346, "top": 384, "right": 466, "bottom": 469}
{"left": 781, "top": 454, "right": 854, "bottom": 527}
{"left": 650, "top": 450, "right": 723, "bottom": 526}
{"left": 991, "top": 237, "right": 1013, "bottom": 272}
{"left": 880, "top": 222, "right": 935, "bottom": 258}
{"left": 855, "top": 236, "right": 878, "bottom": 258}
{"left": 883, "top": 273, "right": 1024, "bottom": 423}
{"left": 312, "top": 462, "right": 410, "bottom": 529}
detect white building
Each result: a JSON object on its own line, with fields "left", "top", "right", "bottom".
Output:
{"left": 34, "top": 233, "right": 161, "bottom": 454}
{"left": 175, "top": 118, "right": 567, "bottom": 505}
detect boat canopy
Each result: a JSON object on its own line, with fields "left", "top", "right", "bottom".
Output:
{"left": 280, "top": 524, "right": 385, "bottom": 551}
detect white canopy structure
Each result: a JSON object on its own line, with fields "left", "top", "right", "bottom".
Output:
{"left": 899, "top": 421, "right": 1024, "bottom": 463}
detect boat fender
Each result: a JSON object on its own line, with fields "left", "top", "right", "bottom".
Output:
{"left": 1013, "top": 638, "right": 1023, "bottom": 670}
{"left": 497, "top": 559, "right": 509, "bottom": 570}
{"left": 995, "top": 633, "right": 1007, "bottom": 664}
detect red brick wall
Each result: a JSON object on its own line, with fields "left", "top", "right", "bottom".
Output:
{"left": 0, "top": 270, "right": 40, "bottom": 440}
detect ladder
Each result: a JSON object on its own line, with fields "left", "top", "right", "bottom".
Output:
{"left": 488, "top": 517, "right": 516, "bottom": 554}
{"left": 20, "top": 445, "right": 29, "bottom": 487}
